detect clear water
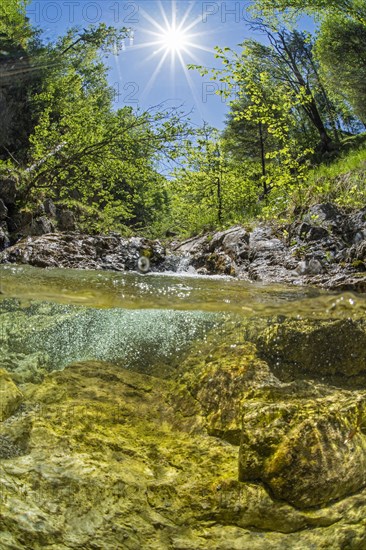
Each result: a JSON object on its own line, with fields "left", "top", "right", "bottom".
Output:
{"left": 1, "top": 264, "right": 366, "bottom": 383}
{"left": 1, "top": 264, "right": 365, "bottom": 318}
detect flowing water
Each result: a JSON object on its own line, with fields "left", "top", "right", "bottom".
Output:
{"left": 0, "top": 264, "right": 364, "bottom": 377}
{"left": 1, "top": 264, "right": 366, "bottom": 382}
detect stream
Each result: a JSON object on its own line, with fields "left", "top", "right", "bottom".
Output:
{"left": 1, "top": 264, "right": 366, "bottom": 549}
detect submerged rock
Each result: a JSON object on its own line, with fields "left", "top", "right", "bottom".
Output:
{"left": 254, "top": 318, "right": 366, "bottom": 378}
{"left": 239, "top": 385, "right": 366, "bottom": 508}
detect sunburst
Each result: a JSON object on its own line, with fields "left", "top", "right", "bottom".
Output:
{"left": 126, "top": 1, "right": 214, "bottom": 102}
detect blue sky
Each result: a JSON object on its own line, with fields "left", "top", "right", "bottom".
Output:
{"left": 26, "top": 1, "right": 315, "bottom": 130}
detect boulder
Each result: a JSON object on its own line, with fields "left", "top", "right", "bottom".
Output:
{"left": 0, "top": 233, "right": 167, "bottom": 271}
{"left": 0, "top": 225, "right": 10, "bottom": 250}
{"left": 31, "top": 215, "right": 55, "bottom": 236}
{"left": 57, "top": 209, "right": 76, "bottom": 231}
{"left": 43, "top": 198, "right": 57, "bottom": 218}
{"left": 306, "top": 203, "right": 342, "bottom": 224}
{"left": 178, "top": 329, "right": 366, "bottom": 510}
{"left": 254, "top": 318, "right": 366, "bottom": 377}
{"left": 178, "top": 340, "right": 275, "bottom": 444}
{"left": 239, "top": 386, "right": 366, "bottom": 508}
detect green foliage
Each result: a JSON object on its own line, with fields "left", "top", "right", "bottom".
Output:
{"left": 0, "top": 0, "right": 41, "bottom": 159}
{"left": 0, "top": 0, "right": 32, "bottom": 45}
{"left": 298, "top": 139, "right": 366, "bottom": 208}
{"left": 251, "top": 0, "right": 366, "bottom": 25}
{"left": 2, "top": 0, "right": 366, "bottom": 239}
{"left": 315, "top": 13, "right": 366, "bottom": 123}
{"left": 167, "top": 127, "right": 260, "bottom": 236}
{"left": 0, "top": 5, "right": 191, "bottom": 234}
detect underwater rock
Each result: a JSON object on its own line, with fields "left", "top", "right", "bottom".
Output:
{"left": 239, "top": 385, "right": 366, "bottom": 508}
{"left": 253, "top": 318, "right": 366, "bottom": 378}
{"left": 177, "top": 340, "right": 278, "bottom": 444}
{"left": 178, "top": 333, "right": 366, "bottom": 511}
{"left": 0, "top": 368, "right": 23, "bottom": 421}
{"left": 0, "top": 351, "right": 52, "bottom": 384}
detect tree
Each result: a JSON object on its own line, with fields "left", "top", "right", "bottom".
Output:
{"left": 223, "top": 97, "right": 277, "bottom": 183}
{"left": 251, "top": 0, "right": 366, "bottom": 25}
{"left": 0, "top": 0, "right": 39, "bottom": 160}
{"left": 0, "top": 0, "right": 32, "bottom": 45}
{"left": 168, "top": 125, "right": 263, "bottom": 235}
{"left": 315, "top": 14, "right": 366, "bottom": 124}
{"left": 0, "top": 2, "right": 191, "bottom": 233}
{"left": 243, "top": 22, "right": 337, "bottom": 151}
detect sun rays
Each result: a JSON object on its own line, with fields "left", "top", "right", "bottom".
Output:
{"left": 127, "top": 1, "right": 214, "bottom": 101}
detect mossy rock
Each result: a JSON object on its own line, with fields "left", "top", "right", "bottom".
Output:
{"left": 2, "top": 361, "right": 366, "bottom": 547}
{"left": 177, "top": 340, "right": 274, "bottom": 444}
{"left": 254, "top": 318, "right": 366, "bottom": 377}
{"left": 239, "top": 385, "right": 366, "bottom": 508}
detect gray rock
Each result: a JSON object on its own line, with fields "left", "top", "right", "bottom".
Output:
{"left": 57, "top": 209, "right": 76, "bottom": 231}
{"left": 0, "top": 233, "right": 167, "bottom": 272}
{"left": 2, "top": 202, "right": 366, "bottom": 292}
{"left": 307, "top": 226, "right": 330, "bottom": 241}
{"left": 296, "top": 258, "right": 323, "bottom": 275}
{"left": 306, "top": 202, "right": 342, "bottom": 223}
{"left": 44, "top": 198, "right": 57, "bottom": 218}
{"left": 32, "top": 216, "right": 55, "bottom": 236}
{"left": 0, "top": 225, "right": 10, "bottom": 251}
{"left": 222, "top": 228, "right": 249, "bottom": 259}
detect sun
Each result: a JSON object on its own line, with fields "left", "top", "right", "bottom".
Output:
{"left": 160, "top": 25, "right": 188, "bottom": 54}
{"left": 113, "top": 1, "right": 213, "bottom": 105}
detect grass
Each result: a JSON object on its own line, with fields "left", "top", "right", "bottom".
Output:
{"left": 294, "top": 135, "right": 366, "bottom": 210}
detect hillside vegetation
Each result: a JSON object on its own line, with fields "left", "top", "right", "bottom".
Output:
{"left": 0, "top": 0, "right": 365, "bottom": 239}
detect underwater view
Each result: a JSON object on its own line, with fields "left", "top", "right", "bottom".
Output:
{"left": 1, "top": 265, "right": 366, "bottom": 549}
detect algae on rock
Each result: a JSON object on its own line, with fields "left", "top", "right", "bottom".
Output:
{"left": 2, "top": 293, "right": 366, "bottom": 548}
{"left": 253, "top": 318, "right": 366, "bottom": 378}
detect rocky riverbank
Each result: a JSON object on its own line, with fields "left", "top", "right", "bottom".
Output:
{"left": 1, "top": 202, "right": 365, "bottom": 292}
